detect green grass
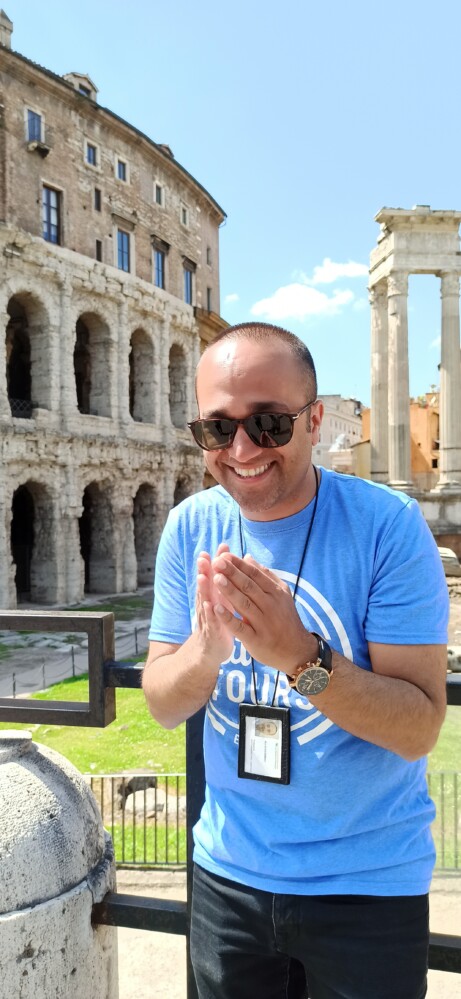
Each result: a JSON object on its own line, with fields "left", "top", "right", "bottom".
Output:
{"left": 63, "top": 593, "right": 153, "bottom": 621}
{"left": 109, "top": 824, "right": 187, "bottom": 866}
{"left": 0, "top": 673, "right": 185, "bottom": 773}
{"left": 1, "top": 678, "right": 457, "bottom": 777}
{"left": 428, "top": 706, "right": 460, "bottom": 771}
{"left": 1, "top": 672, "right": 459, "bottom": 869}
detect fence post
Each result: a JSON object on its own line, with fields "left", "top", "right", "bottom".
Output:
{"left": 134, "top": 627, "right": 138, "bottom": 655}
{"left": 12, "top": 673, "right": 16, "bottom": 699}
{"left": 42, "top": 662, "right": 46, "bottom": 689}
{"left": 71, "top": 646, "right": 75, "bottom": 677}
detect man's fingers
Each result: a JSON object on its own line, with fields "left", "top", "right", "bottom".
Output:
{"left": 213, "top": 568, "right": 266, "bottom": 620}
{"left": 214, "top": 604, "right": 252, "bottom": 641}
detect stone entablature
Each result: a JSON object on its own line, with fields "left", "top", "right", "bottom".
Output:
{"left": 369, "top": 206, "right": 461, "bottom": 496}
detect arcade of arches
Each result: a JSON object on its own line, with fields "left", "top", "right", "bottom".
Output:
{"left": 0, "top": 275, "right": 204, "bottom": 608}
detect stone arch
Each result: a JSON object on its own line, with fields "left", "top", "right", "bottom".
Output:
{"left": 169, "top": 342, "right": 187, "bottom": 428}
{"left": 129, "top": 328, "right": 155, "bottom": 423}
{"left": 174, "top": 474, "right": 193, "bottom": 506}
{"left": 74, "top": 312, "right": 112, "bottom": 417}
{"left": 10, "top": 480, "right": 57, "bottom": 603}
{"left": 6, "top": 292, "right": 50, "bottom": 416}
{"left": 133, "top": 483, "right": 159, "bottom": 585}
{"left": 79, "top": 481, "right": 116, "bottom": 592}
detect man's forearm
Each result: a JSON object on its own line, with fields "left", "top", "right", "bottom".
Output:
{"left": 307, "top": 647, "right": 446, "bottom": 761}
{"left": 143, "top": 633, "right": 220, "bottom": 729}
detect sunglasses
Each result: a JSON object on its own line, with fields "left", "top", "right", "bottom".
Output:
{"left": 188, "top": 400, "right": 317, "bottom": 452}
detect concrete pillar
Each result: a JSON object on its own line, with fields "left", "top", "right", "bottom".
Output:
{"left": 0, "top": 493, "right": 16, "bottom": 609}
{"left": 160, "top": 316, "right": 172, "bottom": 427}
{"left": 0, "top": 732, "right": 118, "bottom": 997}
{"left": 435, "top": 272, "right": 461, "bottom": 490}
{"left": 60, "top": 473, "right": 85, "bottom": 604}
{"left": 387, "top": 272, "right": 412, "bottom": 489}
{"left": 0, "top": 306, "right": 11, "bottom": 420}
{"left": 60, "top": 280, "right": 79, "bottom": 420}
{"left": 117, "top": 298, "right": 130, "bottom": 424}
{"left": 113, "top": 493, "right": 137, "bottom": 592}
{"left": 151, "top": 318, "right": 162, "bottom": 427}
{"left": 369, "top": 283, "right": 389, "bottom": 482}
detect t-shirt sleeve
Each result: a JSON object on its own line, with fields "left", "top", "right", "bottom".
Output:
{"left": 364, "top": 498, "right": 449, "bottom": 645}
{"left": 148, "top": 512, "right": 193, "bottom": 644}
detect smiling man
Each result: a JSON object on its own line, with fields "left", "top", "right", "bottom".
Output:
{"left": 142, "top": 322, "right": 449, "bottom": 999}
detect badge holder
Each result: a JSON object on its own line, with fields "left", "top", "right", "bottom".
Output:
{"left": 238, "top": 704, "right": 290, "bottom": 784}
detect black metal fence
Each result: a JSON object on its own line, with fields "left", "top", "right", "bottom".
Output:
{"left": 0, "top": 623, "right": 149, "bottom": 699}
{"left": 87, "top": 773, "right": 187, "bottom": 867}
{"left": 89, "top": 771, "right": 460, "bottom": 872}
{"left": 0, "top": 610, "right": 460, "bottom": 995}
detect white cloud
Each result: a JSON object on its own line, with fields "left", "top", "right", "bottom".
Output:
{"left": 303, "top": 257, "right": 369, "bottom": 286}
{"left": 430, "top": 335, "right": 441, "bottom": 349}
{"left": 224, "top": 292, "right": 239, "bottom": 304}
{"left": 250, "top": 285, "right": 354, "bottom": 322}
{"left": 249, "top": 256, "right": 368, "bottom": 323}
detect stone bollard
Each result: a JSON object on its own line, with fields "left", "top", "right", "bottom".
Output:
{"left": 0, "top": 731, "right": 118, "bottom": 997}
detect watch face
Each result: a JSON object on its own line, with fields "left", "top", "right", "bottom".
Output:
{"left": 296, "top": 666, "right": 330, "bottom": 697}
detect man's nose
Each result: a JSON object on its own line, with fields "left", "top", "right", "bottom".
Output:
{"left": 229, "top": 423, "right": 262, "bottom": 460}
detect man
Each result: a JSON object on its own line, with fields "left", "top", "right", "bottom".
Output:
{"left": 143, "top": 322, "right": 448, "bottom": 999}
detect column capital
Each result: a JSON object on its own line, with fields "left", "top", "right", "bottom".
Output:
{"left": 368, "top": 283, "right": 387, "bottom": 306}
{"left": 387, "top": 272, "right": 409, "bottom": 297}
{"left": 440, "top": 272, "right": 460, "bottom": 297}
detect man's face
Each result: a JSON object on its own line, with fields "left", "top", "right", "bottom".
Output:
{"left": 195, "top": 337, "right": 323, "bottom": 521}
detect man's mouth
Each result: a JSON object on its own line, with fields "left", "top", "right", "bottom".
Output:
{"left": 233, "top": 463, "right": 271, "bottom": 479}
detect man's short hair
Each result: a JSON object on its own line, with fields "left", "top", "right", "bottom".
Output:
{"left": 207, "top": 322, "right": 318, "bottom": 397}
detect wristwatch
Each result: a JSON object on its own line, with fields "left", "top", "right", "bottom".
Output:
{"left": 288, "top": 634, "right": 333, "bottom": 696}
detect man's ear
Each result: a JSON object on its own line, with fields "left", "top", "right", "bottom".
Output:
{"left": 310, "top": 400, "right": 323, "bottom": 445}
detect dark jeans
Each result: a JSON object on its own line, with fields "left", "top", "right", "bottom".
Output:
{"left": 190, "top": 864, "right": 429, "bottom": 999}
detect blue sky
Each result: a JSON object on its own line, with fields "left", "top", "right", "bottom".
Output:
{"left": 7, "top": 0, "right": 461, "bottom": 404}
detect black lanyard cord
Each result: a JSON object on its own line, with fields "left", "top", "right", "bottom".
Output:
{"left": 238, "top": 465, "right": 319, "bottom": 707}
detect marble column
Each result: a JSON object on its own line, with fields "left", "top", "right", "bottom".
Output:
{"left": 369, "top": 283, "right": 389, "bottom": 482}
{"left": 387, "top": 272, "right": 412, "bottom": 489}
{"left": 435, "top": 272, "right": 461, "bottom": 489}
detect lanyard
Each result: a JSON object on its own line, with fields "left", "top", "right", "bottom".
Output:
{"left": 238, "top": 465, "right": 319, "bottom": 707}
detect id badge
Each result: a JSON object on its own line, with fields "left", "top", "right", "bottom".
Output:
{"left": 238, "top": 704, "right": 290, "bottom": 784}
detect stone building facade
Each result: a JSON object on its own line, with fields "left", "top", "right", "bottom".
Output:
{"left": 0, "top": 13, "right": 226, "bottom": 608}
{"left": 311, "top": 394, "right": 363, "bottom": 471}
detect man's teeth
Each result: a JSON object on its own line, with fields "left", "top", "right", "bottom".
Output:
{"left": 234, "top": 464, "right": 270, "bottom": 478}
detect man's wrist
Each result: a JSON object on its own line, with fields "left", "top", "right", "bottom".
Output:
{"left": 285, "top": 631, "right": 321, "bottom": 678}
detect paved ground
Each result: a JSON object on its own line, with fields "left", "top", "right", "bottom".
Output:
{"left": 115, "top": 869, "right": 461, "bottom": 998}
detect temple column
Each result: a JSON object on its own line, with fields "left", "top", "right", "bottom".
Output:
{"left": 435, "top": 272, "right": 461, "bottom": 489}
{"left": 387, "top": 272, "right": 412, "bottom": 489}
{"left": 369, "top": 282, "right": 389, "bottom": 481}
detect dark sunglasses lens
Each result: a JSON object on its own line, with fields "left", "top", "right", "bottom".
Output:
{"left": 193, "top": 418, "right": 236, "bottom": 451}
{"left": 246, "top": 413, "right": 294, "bottom": 447}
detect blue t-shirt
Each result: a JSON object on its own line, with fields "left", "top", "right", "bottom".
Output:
{"left": 149, "top": 468, "right": 449, "bottom": 896}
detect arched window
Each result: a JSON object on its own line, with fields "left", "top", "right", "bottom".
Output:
{"left": 74, "top": 313, "right": 112, "bottom": 417}
{"left": 129, "top": 330, "right": 155, "bottom": 423}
